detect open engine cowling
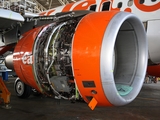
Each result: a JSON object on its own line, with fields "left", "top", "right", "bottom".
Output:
{"left": 5, "top": 11, "right": 147, "bottom": 107}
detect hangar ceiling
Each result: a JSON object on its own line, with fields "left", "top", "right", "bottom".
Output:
{"left": 36, "top": 0, "right": 79, "bottom": 10}
{"left": 0, "top": 0, "right": 79, "bottom": 14}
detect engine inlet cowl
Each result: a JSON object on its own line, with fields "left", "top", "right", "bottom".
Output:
{"left": 72, "top": 11, "right": 147, "bottom": 106}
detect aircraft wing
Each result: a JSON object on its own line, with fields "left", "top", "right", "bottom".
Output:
{"left": 0, "top": 9, "right": 24, "bottom": 31}
{"left": 0, "top": 9, "right": 24, "bottom": 47}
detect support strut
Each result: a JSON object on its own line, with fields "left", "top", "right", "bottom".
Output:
{"left": 0, "top": 78, "right": 11, "bottom": 109}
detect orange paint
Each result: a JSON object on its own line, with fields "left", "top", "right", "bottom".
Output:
{"left": 124, "top": 8, "right": 132, "bottom": 12}
{"left": 0, "top": 44, "right": 15, "bottom": 55}
{"left": 72, "top": 11, "right": 119, "bottom": 106}
{"left": 13, "top": 27, "right": 44, "bottom": 92}
{"left": 98, "top": 0, "right": 108, "bottom": 11}
{"left": 40, "top": 0, "right": 159, "bottom": 16}
{"left": 39, "top": 11, "right": 46, "bottom": 16}
{"left": 47, "top": 9, "right": 55, "bottom": 16}
{"left": 62, "top": 3, "right": 74, "bottom": 12}
{"left": 88, "top": 97, "right": 98, "bottom": 110}
{"left": 147, "top": 65, "right": 160, "bottom": 77}
{"left": 110, "top": 0, "right": 120, "bottom": 11}
{"left": 73, "top": 0, "right": 96, "bottom": 11}
{"left": 134, "top": 0, "right": 160, "bottom": 12}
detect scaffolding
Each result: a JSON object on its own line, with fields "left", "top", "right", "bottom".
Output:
{"left": 42, "top": 0, "right": 77, "bottom": 9}
{"left": 0, "top": 0, "right": 79, "bottom": 14}
{"left": 0, "top": 0, "right": 46, "bottom": 14}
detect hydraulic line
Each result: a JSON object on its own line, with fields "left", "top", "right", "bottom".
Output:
{"left": 44, "top": 22, "right": 74, "bottom": 100}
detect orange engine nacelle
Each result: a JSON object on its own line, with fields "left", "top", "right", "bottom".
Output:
{"left": 147, "top": 65, "right": 160, "bottom": 77}
{"left": 5, "top": 11, "right": 147, "bottom": 107}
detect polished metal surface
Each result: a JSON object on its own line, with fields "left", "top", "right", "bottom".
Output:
{"left": 5, "top": 54, "right": 13, "bottom": 70}
{"left": 100, "top": 12, "right": 147, "bottom": 106}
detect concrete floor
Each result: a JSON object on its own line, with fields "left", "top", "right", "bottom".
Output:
{"left": 0, "top": 77, "right": 160, "bottom": 120}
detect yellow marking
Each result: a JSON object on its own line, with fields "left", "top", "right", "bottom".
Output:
{"left": 75, "top": 85, "right": 79, "bottom": 99}
{"left": 9, "top": 12, "right": 12, "bottom": 19}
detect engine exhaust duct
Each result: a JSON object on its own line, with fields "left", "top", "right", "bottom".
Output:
{"left": 5, "top": 54, "right": 13, "bottom": 70}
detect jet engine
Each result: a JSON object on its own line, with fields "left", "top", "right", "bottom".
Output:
{"left": 5, "top": 11, "right": 147, "bottom": 108}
